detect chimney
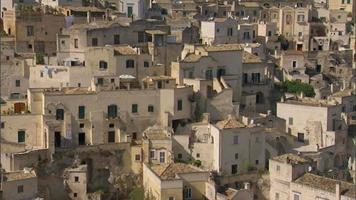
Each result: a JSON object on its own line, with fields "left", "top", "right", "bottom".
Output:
{"left": 342, "top": 79, "right": 346, "bottom": 91}
{"left": 244, "top": 182, "right": 250, "bottom": 190}
{"left": 202, "top": 113, "right": 210, "bottom": 123}
{"left": 299, "top": 92, "right": 304, "bottom": 99}
{"left": 330, "top": 83, "right": 334, "bottom": 93}
{"left": 335, "top": 183, "right": 341, "bottom": 200}
{"left": 87, "top": 11, "right": 91, "bottom": 23}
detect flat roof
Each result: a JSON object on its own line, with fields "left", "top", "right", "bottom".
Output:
{"left": 271, "top": 153, "right": 313, "bottom": 165}
{"left": 2, "top": 169, "right": 36, "bottom": 182}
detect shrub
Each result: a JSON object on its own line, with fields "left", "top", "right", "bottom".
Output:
{"left": 36, "top": 53, "right": 45, "bottom": 64}
{"left": 281, "top": 80, "right": 315, "bottom": 97}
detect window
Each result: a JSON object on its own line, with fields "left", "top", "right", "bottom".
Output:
{"left": 231, "top": 164, "right": 238, "bottom": 174}
{"left": 293, "top": 194, "right": 300, "bottom": 200}
{"left": 132, "top": 132, "right": 137, "bottom": 140}
{"left": 148, "top": 105, "right": 154, "bottom": 112}
{"left": 73, "top": 193, "right": 77, "bottom": 197}
{"left": 183, "top": 187, "right": 192, "bottom": 199}
{"left": 235, "top": 153, "right": 238, "bottom": 159}
{"left": 298, "top": 32, "right": 303, "bottom": 37}
{"left": 292, "top": 61, "right": 297, "bottom": 68}
{"left": 26, "top": 26, "right": 34, "bottom": 36}
{"left": 288, "top": 117, "right": 293, "bottom": 125}
{"left": 138, "top": 31, "right": 145, "bottom": 43}
{"left": 127, "top": 6, "right": 133, "bottom": 17}
{"left": 243, "top": 32, "right": 250, "bottom": 40}
{"left": 205, "top": 69, "right": 213, "bottom": 80}
{"left": 160, "top": 152, "right": 165, "bottom": 163}
{"left": 297, "top": 15, "right": 304, "bottom": 22}
{"left": 253, "top": 10, "right": 257, "bottom": 16}
{"left": 132, "top": 104, "right": 138, "bottom": 113}
{"left": 251, "top": 73, "right": 260, "bottom": 83}
{"left": 177, "top": 153, "right": 182, "bottom": 159}
{"left": 177, "top": 100, "right": 183, "bottom": 111}
{"left": 126, "top": 60, "right": 134, "bottom": 68}
{"left": 227, "top": 28, "right": 233, "bottom": 36}
{"left": 150, "top": 150, "right": 155, "bottom": 159}
{"left": 286, "top": 14, "right": 292, "bottom": 25}
{"left": 28, "top": 44, "right": 32, "bottom": 49}
{"left": 74, "top": 176, "right": 79, "bottom": 182}
{"left": 275, "top": 192, "right": 279, "bottom": 200}
{"left": 56, "top": 109, "right": 64, "bottom": 120}
{"left": 109, "top": 123, "right": 115, "bottom": 128}
{"left": 97, "top": 78, "right": 104, "bottom": 85}
{"left": 108, "top": 105, "right": 118, "bottom": 118}
{"left": 111, "top": 78, "right": 115, "bottom": 83}
{"left": 1, "top": 122, "right": 4, "bottom": 129}
{"left": 79, "top": 123, "right": 84, "bottom": 128}
{"left": 216, "top": 28, "right": 220, "bottom": 33}
{"left": 18, "top": 130, "right": 25, "bottom": 143}
{"left": 255, "top": 160, "right": 259, "bottom": 165}
{"left": 256, "top": 137, "right": 259, "bottom": 143}
{"left": 144, "top": 61, "right": 149, "bottom": 68}
{"left": 78, "top": 106, "right": 85, "bottom": 119}
{"left": 99, "top": 60, "right": 108, "bottom": 70}
{"left": 196, "top": 153, "right": 200, "bottom": 158}
{"left": 135, "top": 154, "right": 140, "bottom": 161}
{"left": 15, "top": 80, "right": 20, "bottom": 87}
{"left": 169, "top": 197, "right": 175, "bottom": 200}
{"left": 233, "top": 136, "right": 239, "bottom": 144}
{"left": 114, "top": 34, "right": 120, "bottom": 44}
{"left": 91, "top": 38, "right": 98, "bottom": 46}
{"left": 243, "top": 73, "right": 248, "bottom": 84}
{"left": 268, "top": 31, "right": 272, "bottom": 37}
{"left": 74, "top": 39, "right": 78, "bottom": 48}
{"left": 17, "top": 185, "right": 24, "bottom": 193}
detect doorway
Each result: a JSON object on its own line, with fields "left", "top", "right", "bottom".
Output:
{"left": 127, "top": 6, "right": 133, "bottom": 17}
{"left": 55, "top": 131, "right": 61, "bottom": 147}
{"left": 108, "top": 131, "right": 115, "bottom": 143}
{"left": 14, "top": 102, "right": 25, "bottom": 113}
{"left": 78, "top": 132, "right": 85, "bottom": 145}
{"left": 297, "top": 133, "right": 304, "bottom": 142}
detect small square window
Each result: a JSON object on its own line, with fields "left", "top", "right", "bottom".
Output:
{"left": 150, "top": 150, "right": 155, "bottom": 159}
{"left": 15, "top": 80, "right": 21, "bottom": 87}
{"left": 233, "top": 136, "right": 239, "bottom": 144}
{"left": 255, "top": 160, "right": 259, "bottom": 165}
{"left": 135, "top": 154, "right": 140, "bottom": 161}
{"left": 79, "top": 123, "right": 84, "bottom": 128}
{"left": 74, "top": 176, "right": 79, "bottom": 182}
{"left": 109, "top": 123, "right": 115, "bottom": 128}
{"left": 17, "top": 185, "right": 24, "bottom": 193}
{"left": 235, "top": 153, "right": 238, "bottom": 159}
{"left": 288, "top": 117, "right": 293, "bottom": 125}
{"left": 132, "top": 104, "right": 138, "bottom": 113}
{"left": 144, "top": 61, "right": 149, "bottom": 68}
{"left": 196, "top": 153, "right": 200, "bottom": 158}
{"left": 148, "top": 105, "right": 154, "bottom": 112}
{"left": 177, "top": 153, "right": 182, "bottom": 159}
